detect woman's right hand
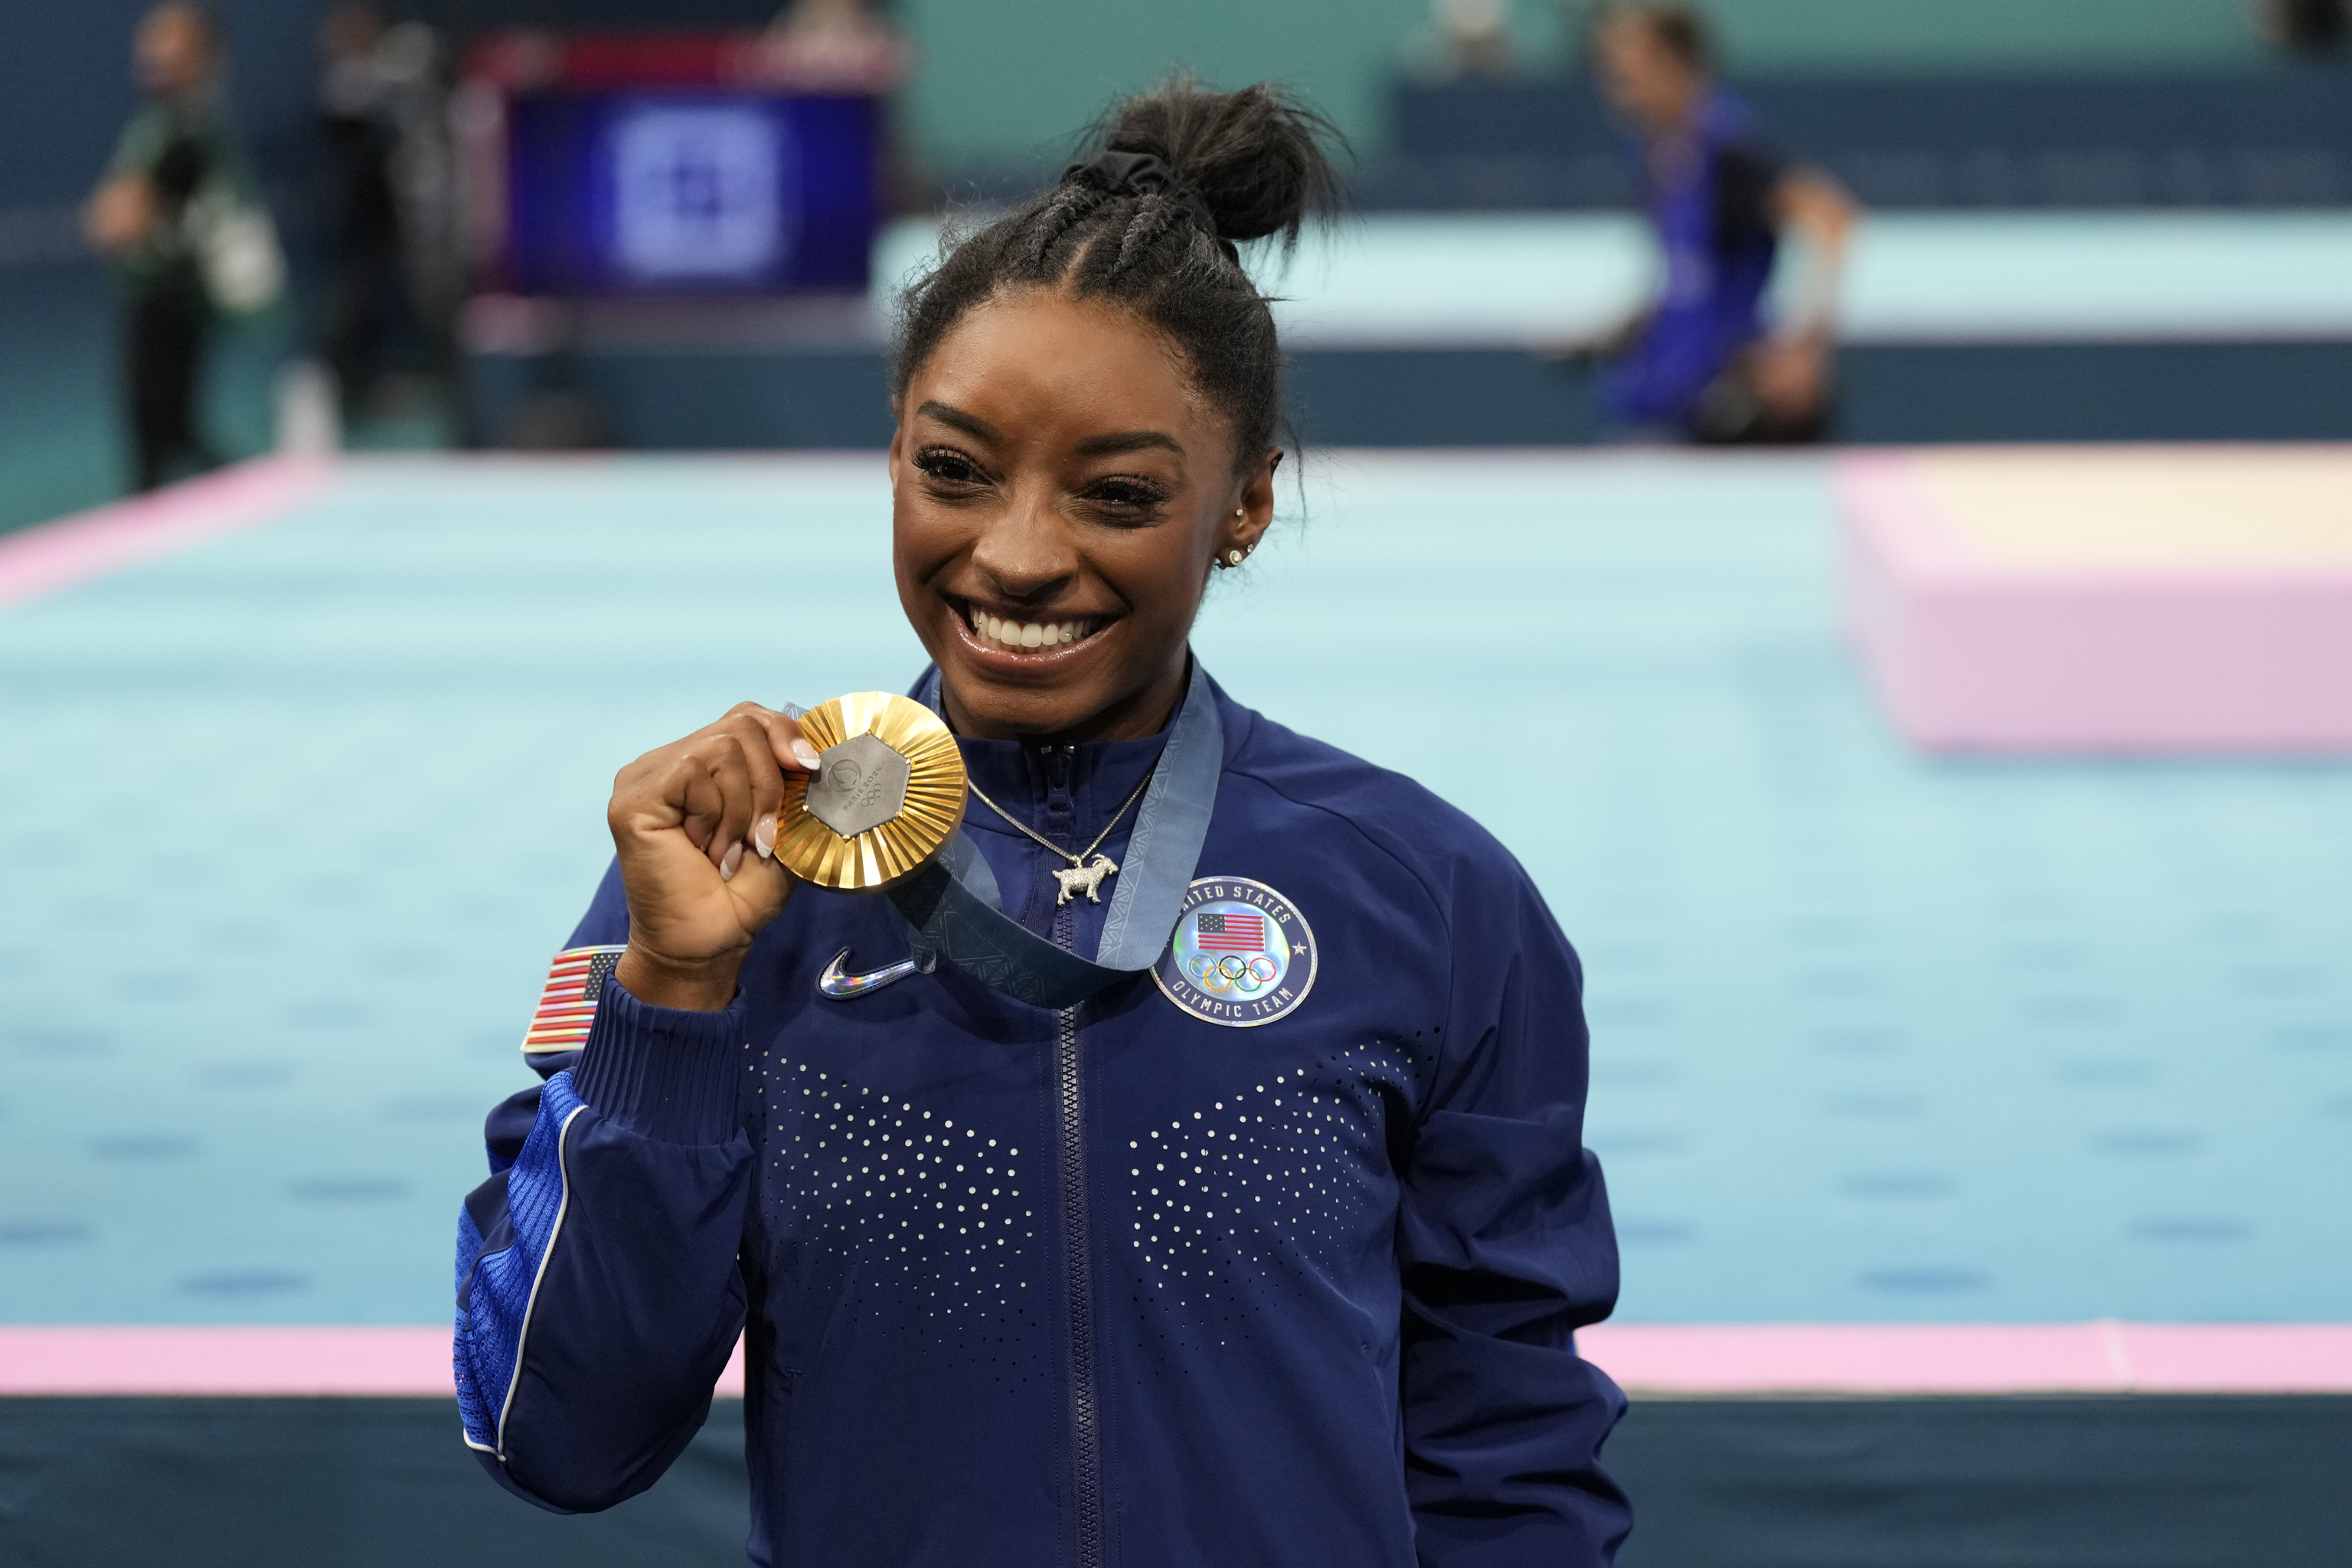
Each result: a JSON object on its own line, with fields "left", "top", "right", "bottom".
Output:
{"left": 608, "top": 702, "right": 822, "bottom": 1011}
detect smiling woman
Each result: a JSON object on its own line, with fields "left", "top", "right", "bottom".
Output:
{"left": 888, "top": 80, "right": 1338, "bottom": 745}
{"left": 893, "top": 289, "right": 1269, "bottom": 742}
{"left": 449, "top": 79, "right": 1631, "bottom": 1568}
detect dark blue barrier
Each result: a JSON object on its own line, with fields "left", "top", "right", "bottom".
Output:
{"left": 4, "top": 1396, "right": 2347, "bottom": 1565}
{"left": 466, "top": 339, "right": 2352, "bottom": 449}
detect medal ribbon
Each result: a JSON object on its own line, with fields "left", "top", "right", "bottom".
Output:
{"left": 880, "top": 660, "right": 1223, "bottom": 1008}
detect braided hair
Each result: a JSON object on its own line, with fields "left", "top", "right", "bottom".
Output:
{"left": 892, "top": 79, "right": 1345, "bottom": 469}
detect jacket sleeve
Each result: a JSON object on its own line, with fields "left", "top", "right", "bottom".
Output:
{"left": 1399, "top": 852, "right": 1632, "bottom": 1566}
{"left": 452, "top": 861, "right": 754, "bottom": 1513}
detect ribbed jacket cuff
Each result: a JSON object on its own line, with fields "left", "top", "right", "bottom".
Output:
{"left": 570, "top": 975, "right": 746, "bottom": 1145}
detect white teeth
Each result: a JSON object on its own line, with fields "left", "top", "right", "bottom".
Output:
{"left": 967, "top": 609, "right": 1093, "bottom": 651}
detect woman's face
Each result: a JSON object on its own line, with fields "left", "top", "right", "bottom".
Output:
{"left": 890, "top": 288, "right": 1275, "bottom": 743}
{"left": 1593, "top": 16, "right": 1699, "bottom": 134}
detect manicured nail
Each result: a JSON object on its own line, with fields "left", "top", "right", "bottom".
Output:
{"left": 790, "top": 738, "right": 822, "bottom": 771}
{"left": 720, "top": 840, "right": 744, "bottom": 881}
{"left": 753, "top": 815, "right": 776, "bottom": 858}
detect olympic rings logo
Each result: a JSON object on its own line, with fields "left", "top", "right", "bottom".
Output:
{"left": 1185, "top": 952, "right": 1282, "bottom": 995}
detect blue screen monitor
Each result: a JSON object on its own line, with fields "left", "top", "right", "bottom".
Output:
{"left": 503, "top": 90, "right": 879, "bottom": 295}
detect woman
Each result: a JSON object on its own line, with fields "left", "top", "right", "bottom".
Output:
{"left": 453, "top": 80, "right": 1629, "bottom": 1566}
{"left": 1584, "top": 2, "right": 1856, "bottom": 444}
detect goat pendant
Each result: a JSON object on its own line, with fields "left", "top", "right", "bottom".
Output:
{"left": 1052, "top": 854, "right": 1119, "bottom": 906}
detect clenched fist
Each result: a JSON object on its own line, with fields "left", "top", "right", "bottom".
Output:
{"left": 609, "top": 702, "right": 821, "bottom": 1011}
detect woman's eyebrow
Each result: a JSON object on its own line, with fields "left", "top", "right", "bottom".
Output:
{"left": 1073, "top": 430, "right": 1184, "bottom": 458}
{"left": 915, "top": 400, "right": 1001, "bottom": 442}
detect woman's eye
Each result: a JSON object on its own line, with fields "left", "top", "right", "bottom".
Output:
{"left": 1084, "top": 477, "right": 1171, "bottom": 515}
{"left": 914, "top": 448, "right": 985, "bottom": 486}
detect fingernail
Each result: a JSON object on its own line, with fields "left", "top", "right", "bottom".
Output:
{"left": 790, "top": 738, "right": 822, "bottom": 771}
{"left": 753, "top": 815, "right": 776, "bottom": 858}
{"left": 720, "top": 841, "right": 745, "bottom": 881}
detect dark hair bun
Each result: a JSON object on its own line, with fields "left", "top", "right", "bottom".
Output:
{"left": 1090, "top": 78, "right": 1347, "bottom": 249}
{"left": 893, "top": 77, "right": 1344, "bottom": 459}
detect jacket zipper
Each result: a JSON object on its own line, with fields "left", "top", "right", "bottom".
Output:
{"left": 1057, "top": 978, "right": 1101, "bottom": 1567}
{"left": 1044, "top": 746, "right": 1103, "bottom": 1568}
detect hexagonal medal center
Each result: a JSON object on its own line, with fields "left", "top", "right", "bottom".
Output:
{"left": 805, "top": 732, "right": 910, "bottom": 838}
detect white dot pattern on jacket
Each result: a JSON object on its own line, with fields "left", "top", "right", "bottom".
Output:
{"left": 751, "top": 1054, "right": 1043, "bottom": 1386}
{"left": 1123, "top": 1038, "right": 1422, "bottom": 1361}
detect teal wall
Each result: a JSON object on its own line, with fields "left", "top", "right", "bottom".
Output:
{"left": 1693, "top": 0, "right": 2269, "bottom": 73}
{"left": 897, "top": 0, "right": 1429, "bottom": 172}
{"left": 895, "top": 0, "right": 2275, "bottom": 168}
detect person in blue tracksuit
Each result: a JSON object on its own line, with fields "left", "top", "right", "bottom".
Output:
{"left": 453, "top": 79, "right": 1631, "bottom": 1567}
{"left": 1584, "top": 3, "right": 1857, "bottom": 443}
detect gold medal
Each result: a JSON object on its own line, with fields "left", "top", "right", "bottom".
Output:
{"left": 773, "top": 692, "right": 967, "bottom": 890}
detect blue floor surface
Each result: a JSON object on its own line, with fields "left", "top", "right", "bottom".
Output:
{"left": 0, "top": 452, "right": 2345, "bottom": 1325}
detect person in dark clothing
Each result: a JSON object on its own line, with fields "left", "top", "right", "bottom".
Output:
{"left": 125, "top": 134, "right": 216, "bottom": 489}
{"left": 2259, "top": 0, "right": 2350, "bottom": 55}
{"left": 317, "top": 2, "right": 406, "bottom": 421}
{"left": 452, "top": 80, "right": 1631, "bottom": 1567}
{"left": 84, "top": 3, "right": 256, "bottom": 490}
{"left": 1585, "top": 3, "right": 1856, "bottom": 443}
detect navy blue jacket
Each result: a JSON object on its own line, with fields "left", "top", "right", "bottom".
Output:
{"left": 453, "top": 673, "right": 1629, "bottom": 1566}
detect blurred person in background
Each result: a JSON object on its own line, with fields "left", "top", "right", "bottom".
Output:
{"left": 762, "top": 0, "right": 909, "bottom": 91}
{"left": 84, "top": 2, "right": 276, "bottom": 490}
{"left": 1403, "top": 0, "right": 1519, "bottom": 83}
{"left": 317, "top": 4, "right": 454, "bottom": 433}
{"left": 318, "top": 2, "right": 403, "bottom": 423}
{"left": 1579, "top": 2, "right": 1855, "bottom": 443}
{"left": 761, "top": 0, "right": 923, "bottom": 210}
{"left": 2254, "top": 0, "right": 2349, "bottom": 55}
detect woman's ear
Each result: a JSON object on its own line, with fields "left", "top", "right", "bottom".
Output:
{"left": 1231, "top": 447, "right": 1281, "bottom": 553}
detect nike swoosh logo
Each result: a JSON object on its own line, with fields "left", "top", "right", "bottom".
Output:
{"left": 817, "top": 948, "right": 919, "bottom": 1001}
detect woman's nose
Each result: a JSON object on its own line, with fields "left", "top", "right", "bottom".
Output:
{"left": 970, "top": 487, "right": 1075, "bottom": 600}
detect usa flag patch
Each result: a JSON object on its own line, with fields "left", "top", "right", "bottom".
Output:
{"left": 1194, "top": 910, "right": 1266, "bottom": 952}
{"left": 521, "top": 944, "right": 627, "bottom": 1055}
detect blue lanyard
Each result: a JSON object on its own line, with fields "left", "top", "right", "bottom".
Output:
{"left": 884, "top": 659, "right": 1223, "bottom": 1008}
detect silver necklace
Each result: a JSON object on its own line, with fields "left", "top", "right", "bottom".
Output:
{"left": 967, "top": 765, "right": 1155, "bottom": 906}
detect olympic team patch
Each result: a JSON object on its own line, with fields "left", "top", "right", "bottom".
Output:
{"left": 1153, "top": 877, "right": 1317, "bottom": 1027}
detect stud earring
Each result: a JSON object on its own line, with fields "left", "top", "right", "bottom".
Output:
{"left": 1226, "top": 549, "right": 1246, "bottom": 566}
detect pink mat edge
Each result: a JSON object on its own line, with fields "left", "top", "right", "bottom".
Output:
{"left": 1832, "top": 447, "right": 2352, "bottom": 754}
{"left": 0, "top": 455, "right": 334, "bottom": 610}
{"left": 2, "top": 1324, "right": 2345, "bottom": 1396}
{"left": 1828, "top": 446, "right": 2352, "bottom": 590}
{"left": 1579, "top": 1322, "right": 2352, "bottom": 1394}
{"left": 0, "top": 1325, "right": 750, "bottom": 1398}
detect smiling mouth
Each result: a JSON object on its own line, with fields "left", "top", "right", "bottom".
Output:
{"left": 956, "top": 599, "right": 1114, "bottom": 654}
